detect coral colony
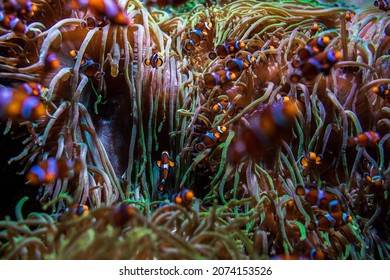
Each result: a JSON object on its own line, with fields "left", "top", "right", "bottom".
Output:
{"left": 0, "top": 0, "right": 389, "bottom": 259}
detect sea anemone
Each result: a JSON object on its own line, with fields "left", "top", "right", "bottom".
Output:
{"left": 0, "top": 0, "right": 389, "bottom": 260}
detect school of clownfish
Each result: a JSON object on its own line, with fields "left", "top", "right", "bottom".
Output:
{"left": 0, "top": 0, "right": 389, "bottom": 243}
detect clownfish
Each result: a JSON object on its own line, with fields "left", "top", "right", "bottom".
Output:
{"left": 154, "top": 151, "right": 176, "bottom": 194}
{"left": 374, "top": 0, "right": 390, "bottom": 11}
{"left": 194, "top": 21, "right": 213, "bottom": 35}
{"left": 1, "top": 0, "right": 36, "bottom": 18}
{"left": 347, "top": 130, "right": 380, "bottom": 147}
{"left": 372, "top": 83, "right": 390, "bottom": 102}
{"left": 290, "top": 49, "right": 341, "bottom": 82}
{"left": 212, "top": 96, "right": 232, "bottom": 114}
{"left": 201, "top": 69, "right": 237, "bottom": 89}
{"left": 144, "top": 53, "right": 163, "bottom": 69}
{"left": 299, "top": 152, "right": 322, "bottom": 169}
{"left": 70, "top": 50, "right": 105, "bottom": 79}
{"left": 44, "top": 51, "right": 60, "bottom": 71}
{"left": 55, "top": 204, "right": 89, "bottom": 221}
{"left": 15, "top": 82, "right": 46, "bottom": 97}
{"left": 195, "top": 125, "right": 227, "bottom": 152}
{"left": 230, "top": 97, "right": 298, "bottom": 161}
{"left": 225, "top": 54, "right": 255, "bottom": 73}
{"left": 363, "top": 161, "right": 383, "bottom": 188}
{"left": 295, "top": 183, "right": 341, "bottom": 212}
{"left": 112, "top": 204, "right": 138, "bottom": 227}
{"left": 208, "top": 41, "right": 246, "bottom": 60}
{"left": 295, "top": 36, "right": 331, "bottom": 63}
{"left": 310, "top": 211, "right": 352, "bottom": 231}
{"left": 80, "top": 16, "right": 109, "bottom": 29}
{"left": 26, "top": 157, "right": 83, "bottom": 185}
{"left": 0, "top": 12, "right": 27, "bottom": 35}
{"left": 0, "top": 86, "right": 46, "bottom": 121}
{"left": 184, "top": 29, "right": 205, "bottom": 52}
{"left": 172, "top": 188, "right": 194, "bottom": 208}
{"left": 309, "top": 22, "right": 325, "bottom": 37}
{"left": 77, "top": 0, "right": 131, "bottom": 26}
{"left": 344, "top": 10, "right": 355, "bottom": 22}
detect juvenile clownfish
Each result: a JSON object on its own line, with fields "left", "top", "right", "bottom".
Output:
{"left": 347, "top": 130, "right": 380, "bottom": 147}
{"left": 231, "top": 97, "right": 298, "bottom": 161}
{"left": 309, "top": 22, "right": 324, "bottom": 37}
{"left": 15, "top": 82, "right": 46, "bottom": 97}
{"left": 225, "top": 55, "right": 255, "bottom": 73}
{"left": 194, "top": 21, "right": 213, "bottom": 35}
{"left": 154, "top": 151, "right": 176, "bottom": 194}
{"left": 45, "top": 51, "right": 60, "bottom": 71}
{"left": 295, "top": 36, "right": 331, "bottom": 63}
{"left": 55, "top": 204, "right": 89, "bottom": 221}
{"left": 363, "top": 161, "right": 383, "bottom": 188}
{"left": 0, "top": 86, "right": 46, "bottom": 121}
{"left": 295, "top": 183, "right": 341, "bottom": 212}
{"left": 144, "top": 53, "right": 163, "bottom": 69}
{"left": 212, "top": 96, "right": 232, "bottom": 114}
{"left": 202, "top": 69, "right": 236, "bottom": 89}
{"left": 195, "top": 125, "right": 227, "bottom": 152}
{"left": 344, "top": 11, "right": 355, "bottom": 22}
{"left": 290, "top": 49, "right": 341, "bottom": 83}
{"left": 2, "top": 0, "right": 36, "bottom": 18}
{"left": 26, "top": 157, "right": 83, "bottom": 185}
{"left": 112, "top": 204, "right": 137, "bottom": 227}
{"left": 0, "top": 12, "right": 27, "bottom": 35}
{"left": 372, "top": 83, "right": 390, "bottom": 102}
{"left": 80, "top": 16, "right": 109, "bottom": 29}
{"left": 208, "top": 41, "right": 245, "bottom": 60}
{"left": 374, "top": 0, "right": 390, "bottom": 11}
{"left": 172, "top": 188, "right": 194, "bottom": 208}
{"left": 184, "top": 29, "right": 205, "bottom": 52}
{"left": 299, "top": 152, "right": 322, "bottom": 169}
{"left": 70, "top": 51, "right": 105, "bottom": 79}
{"left": 78, "top": 0, "right": 131, "bottom": 26}
{"left": 310, "top": 211, "right": 352, "bottom": 231}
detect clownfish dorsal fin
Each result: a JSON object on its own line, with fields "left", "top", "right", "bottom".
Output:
{"left": 169, "top": 160, "right": 176, "bottom": 168}
{"left": 154, "top": 161, "right": 162, "bottom": 168}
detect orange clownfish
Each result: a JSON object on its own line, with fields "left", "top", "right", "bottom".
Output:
{"left": 1, "top": 0, "right": 36, "bottom": 18}
{"left": 225, "top": 54, "right": 255, "bottom": 73}
{"left": 290, "top": 49, "right": 341, "bottom": 83}
{"left": 78, "top": 0, "right": 131, "bottom": 26}
{"left": 201, "top": 69, "right": 236, "bottom": 89}
{"left": 347, "top": 130, "right": 380, "bottom": 147}
{"left": 195, "top": 125, "right": 227, "bottom": 152}
{"left": 299, "top": 152, "right": 322, "bottom": 169}
{"left": 374, "top": 0, "right": 390, "bottom": 11}
{"left": 55, "top": 204, "right": 89, "bottom": 221}
{"left": 26, "top": 157, "right": 83, "bottom": 185}
{"left": 80, "top": 16, "right": 109, "bottom": 29}
{"left": 45, "top": 51, "right": 60, "bottom": 71}
{"left": 184, "top": 29, "right": 205, "bottom": 52}
{"left": 344, "top": 10, "right": 355, "bottom": 22}
{"left": 0, "top": 12, "right": 27, "bottom": 35}
{"left": 15, "top": 82, "right": 46, "bottom": 97}
{"left": 70, "top": 50, "right": 105, "bottom": 79}
{"left": 295, "top": 183, "right": 341, "bottom": 212}
{"left": 372, "top": 83, "right": 390, "bottom": 103}
{"left": 144, "top": 53, "right": 163, "bottom": 69}
{"left": 154, "top": 151, "right": 176, "bottom": 194}
{"left": 194, "top": 21, "right": 213, "bottom": 35}
{"left": 112, "top": 204, "right": 138, "bottom": 227}
{"left": 0, "top": 86, "right": 46, "bottom": 121}
{"left": 212, "top": 96, "right": 232, "bottom": 114}
{"left": 172, "top": 188, "right": 194, "bottom": 208}
{"left": 363, "top": 161, "right": 383, "bottom": 188}
{"left": 310, "top": 211, "right": 352, "bottom": 231}
{"left": 208, "top": 41, "right": 245, "bottom": 60}
{"left": 309, "top": 22, "right": 324, "bottom": 37}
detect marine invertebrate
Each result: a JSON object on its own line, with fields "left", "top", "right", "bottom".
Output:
{"left": 0, "top": 0, "right": 389, "bottom": 260}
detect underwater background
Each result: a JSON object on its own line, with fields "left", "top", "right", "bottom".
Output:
{"left": 0, "top": 0, "right": 389, "bottom": 259}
